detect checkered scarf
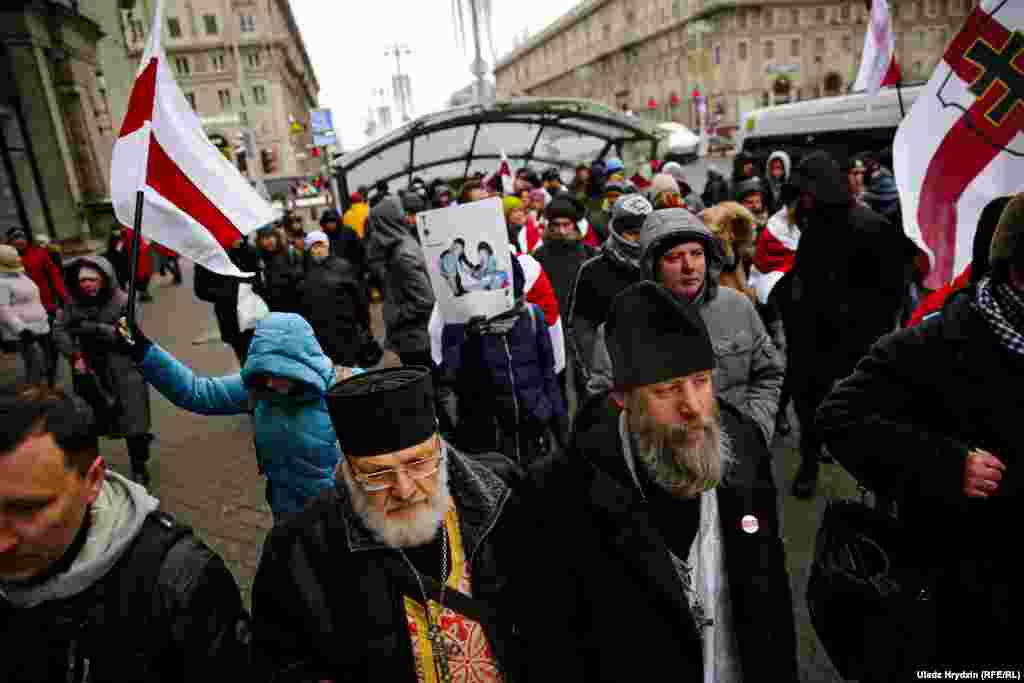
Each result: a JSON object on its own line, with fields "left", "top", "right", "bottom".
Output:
{"left": 974, "top": 277, "right": 1024, "bottom": 357}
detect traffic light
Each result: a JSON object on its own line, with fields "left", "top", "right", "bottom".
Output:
{"left": 261, "top": 148, "right": 276, "bottom": 174}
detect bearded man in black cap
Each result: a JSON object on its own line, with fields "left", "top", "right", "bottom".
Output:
{"left": 252, "top": 366, "right": 526, "bottom": 681}
{"left": 526, "top": 281, "right": 798, "bottom": 682}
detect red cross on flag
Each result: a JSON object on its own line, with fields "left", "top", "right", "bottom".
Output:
{"left": 895, "top": 0, "right": 1024, "bottom": 289}
{"left": 852, "top": 0, "right": 901, "bottom": 95}
{"left": 110, "top": 0, "right": 277, "bottom": 278}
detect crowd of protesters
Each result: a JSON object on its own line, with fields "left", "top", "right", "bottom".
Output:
{"left": 2, "top": 141, "right": 1021, "bottom": 681}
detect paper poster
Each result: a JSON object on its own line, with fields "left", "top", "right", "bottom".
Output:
{"left": 417, "top": 197, "right": 514, "bottom": 324}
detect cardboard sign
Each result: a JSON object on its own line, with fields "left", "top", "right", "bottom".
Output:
{"left": 417, "top": 197, "right": 514, "bottom": 324}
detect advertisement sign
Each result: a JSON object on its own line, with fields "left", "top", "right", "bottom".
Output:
{"left": 310, "top": 107, "right": 336, "bottom": 146}
{"left": 417, "top": 197, "right": 514, "bottom": 324}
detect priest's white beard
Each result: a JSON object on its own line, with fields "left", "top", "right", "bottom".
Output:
{"left": 341, "top": 457, "right": 451, "bottom": 548}
{"left": 626, "top": 394, "right": 734, "bottom": 499}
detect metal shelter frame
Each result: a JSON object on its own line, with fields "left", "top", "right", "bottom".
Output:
{"left": 332, "top": 97, "right": 663, "bottom": 210}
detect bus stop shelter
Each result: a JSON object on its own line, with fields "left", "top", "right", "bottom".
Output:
{"left": 332, "top": 97, "right": 663, "bottom": 209}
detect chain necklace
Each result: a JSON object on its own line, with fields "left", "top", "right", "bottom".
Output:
{"left": 397, "top": 522, "right": 457, "bottom": 683}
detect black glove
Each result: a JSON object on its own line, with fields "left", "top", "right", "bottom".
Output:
{"left": 116, "top": 316, "right": 152, "bottom": 363}
{"left": 465, "top": 315, "right": 487, "bottom": 339}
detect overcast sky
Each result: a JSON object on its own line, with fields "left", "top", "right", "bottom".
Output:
{"left": 290, "top": 0, "right": 579, "bottom": 151}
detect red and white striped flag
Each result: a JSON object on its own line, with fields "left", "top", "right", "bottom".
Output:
{"left": 894, "top": 0, "right": 1024, "bottom": 289}
{"left": 852, "top": 0, "right": 901, "bottom": 95}
{"left": 110, "top": 0, "right": 277, "bottom": 277}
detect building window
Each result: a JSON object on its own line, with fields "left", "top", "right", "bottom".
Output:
{"left": 764, "top": 9, "right": 774, "bottom": 29}
{"left": 737, "top": 9, "right": 747, "bottom": 30}
{"left": 218, "top": 89, "right": 231, "bottom": 110}
{"left": 764, "top": 40, "right": 774, "bottom": 59}
{"left": 841, "top": 3, "right": 851, "bottom": 21}
{"left": 240, "top": 14, "right": 256, "bottom": 33}
{"left": 714, "top": 45, "right": 722, "bottom": 65}
{"left": 130, "top": 18, "right": 145, "bottom": 42}
{"left": 913, "top": 60, "right": 924, "bottom": 78}
{"left": 167, "top": 17, "right": 182, "bottom": 38}
{"left": 939, "top": 28, "right": 950, "bottom": 47}
{"left": 791, "top": 38, "right": 800, "bottom": 57}
{"left": 916, "top": 30, "right": 927, "bottom": 48}
{"left": 203, "top": 14, "right": 218, "bottom": 35}
{"left": 738, "top": 41, "right": 748, "bottom": 60}
{"left": 211, "top": 52, "right": 226, "bottom": 71}
{"left": 246, "top": 50, "right": 261, "bottom": 68}
{"left": 816, "top": 6, "right": 826, "bottom": 23}
{"left": 791, "top": 8, "right": 800, "bottom": 26}
{"left": 762, "top": 91, "right": 771, "bottom": 106}
{"left": 816, "top": 36, "right": 825, "bottom": 53}
{"left": 175, "top": 56, "right": 190, "bottom": 75}
{"left": 842, "top": 34, "right": 852, "bottom": 52}
{"left": 184, "top": 92, "right": 196, "bottom": 110}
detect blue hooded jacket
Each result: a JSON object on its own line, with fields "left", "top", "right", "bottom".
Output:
{"left": 142, "top": 313, "right": 350, "bottom": 515}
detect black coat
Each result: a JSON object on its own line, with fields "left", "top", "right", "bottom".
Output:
{"left": 252, "top": 448, "right": 528, "bottom": 682}
{"left": 817, "top": 288, "right": 1024, "bottom": 669}
{"left": 326, "top": 225, "right": 366, "bottom": 277}
{"left": 533, "top": 239, "right": 596, "bottom": 322}
{"left": 257, "top": 248, "right": 303, "bottom": 314}
{"left": 297, "top": 256, "right": 369, "bottom": 365}
{"left": 523, "top": 397, "right": 799, "bottom": 682}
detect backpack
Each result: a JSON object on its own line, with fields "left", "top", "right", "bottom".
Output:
{"left": 0, "top": 511, "right": 206, "bottom": 682}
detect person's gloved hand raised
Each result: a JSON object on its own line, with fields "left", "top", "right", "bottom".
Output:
{"left": 116, "top": 315, "right": 152, "bottom": 363}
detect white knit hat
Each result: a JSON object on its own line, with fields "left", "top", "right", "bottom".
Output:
{"left": 304, "top": 230, "right": 329, "bottom": 250}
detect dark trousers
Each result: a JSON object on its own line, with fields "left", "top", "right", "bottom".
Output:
{"left": 792, "top": 380, "right": 831, "bottom": 464}
{"left": 213, "top": 300, "right": 254, "bottom": 367}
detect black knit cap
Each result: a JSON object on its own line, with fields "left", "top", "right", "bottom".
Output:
{"left": 545, "top": 196, "right": 581, "bottom": 222}
{"left": 326, "top": 367, "right": 436, "bottom": 458}
{"left": 606, "top": 281, "right": 714, "bottom": 390}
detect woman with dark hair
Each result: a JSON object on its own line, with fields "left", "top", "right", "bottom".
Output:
{"left": 473, "top": 241, "right": 510, "bottom": 290}
{"left": 440, "top": 238, "right": 476, "bottom": 296}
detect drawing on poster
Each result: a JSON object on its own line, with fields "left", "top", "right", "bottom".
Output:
{"left": 418, "top": 197, "right": 514, "bottom": 324}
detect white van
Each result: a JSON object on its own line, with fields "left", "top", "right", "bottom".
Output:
{"left": 735, "top": 84, "right": 925, "bottom": 167}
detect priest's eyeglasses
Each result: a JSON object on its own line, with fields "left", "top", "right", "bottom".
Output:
{"left": 352, "top": 452, "right": 445, "bottom": 492}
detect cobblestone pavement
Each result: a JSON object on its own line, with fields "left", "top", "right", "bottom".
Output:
{"left": 0, "top": 258, "right": 855, "bottom": 681}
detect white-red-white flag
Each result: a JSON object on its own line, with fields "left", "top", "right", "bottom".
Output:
{"left": 498, "top": 151, "right": 515, "bottom": 196}
{"left": 852, "top": 0, "right": 901, "bottom": 95}
{"left": 110, "top": 0, "right": 277, "bottom": 277}
{"left": 894, "top": 0, "right": 1024, "bottom": 289}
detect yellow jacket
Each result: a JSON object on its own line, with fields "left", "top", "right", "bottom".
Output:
{"left": 342, "top": 202, "right": 369, "bottom": 239}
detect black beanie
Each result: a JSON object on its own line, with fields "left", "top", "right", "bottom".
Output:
{"left": 606, "top": 281, "right": 714, "bottom": 390}
{"left": 327, "top": 367, "right": 436, "bottom": 458}
{"left": 544, "top": 196, "right": 580, "bottom": 223}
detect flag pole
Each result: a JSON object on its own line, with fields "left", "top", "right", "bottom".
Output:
{"left": 126, "top": 190, "right": 145, "bottom": 327}
{"left": 896, "top": 75, "right": 906, "bottom": 119}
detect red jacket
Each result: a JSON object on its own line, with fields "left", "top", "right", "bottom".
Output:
{"left": 20, "top": 244, "right": 68, "bottom": 313}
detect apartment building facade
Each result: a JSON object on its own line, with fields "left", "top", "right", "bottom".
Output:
{"left": 495, "top": 0, "right": 973, "bottom": 135}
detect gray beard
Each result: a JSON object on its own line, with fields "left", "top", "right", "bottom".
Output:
{"left": 340, "top": 456, "right": 450, "bottom": 548}
{"left": 627, "top": 404, "right": 733, "bottom": 499}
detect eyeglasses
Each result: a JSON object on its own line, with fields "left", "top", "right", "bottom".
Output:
{"left": 351, "top": 447, "right": 445, "bottom": 492}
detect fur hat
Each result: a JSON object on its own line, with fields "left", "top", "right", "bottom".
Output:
{"left": 545, "top": 196, "right": 581, "bottom": 223}
{"left": 699, "top": 201, "right": 756, "bottom": 257}
{"left": 989, "top": 194, "right": 1024, "bottom": 278}
{"left": 0, "top": 244, "right": 24, "bottom": 273}
{"left": 606, "top": 281, "right": 714, "bottom": 390}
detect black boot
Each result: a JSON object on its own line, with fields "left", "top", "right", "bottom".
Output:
{"left": 127, "top": 433, "right": 153, "bottom": 487}
{"left": 792, "top": 457, "right": 819, "bottom": 499}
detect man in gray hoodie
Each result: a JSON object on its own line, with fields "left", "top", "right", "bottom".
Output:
{"left": 0, "top": 386, "right": 251, "bottom": 682}
{"left": 589, "top": 208, "right": 783, "bottom": 446}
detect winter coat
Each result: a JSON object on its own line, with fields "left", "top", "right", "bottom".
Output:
{"left": 702, "top": 169, "right": 732, "bottom": 207}
{"left": 817, "top": 288, "right": 1024, "bottom": 670}
{"left": 566, "top": 246, "right": 644, "bottom": 389}
{"left": 533, "top": 239, "right": 597, "bottom": 321}
{"left": 524, "top": 397, "right": 799, "bottom": 682}
{"left": 252, "top": 447, "right": 529, "bottom": 681}
{"left": 785, "top": 154, "right": 909, "bottom": 395}
{"left": 141, "top": 313, "right": 347, "bottom": 515}
{"left": 341, "top": 200, "right": 370, "bottom": 239}
{"left": 54, "top": 256, "right": 150, "bottom": 437}
{"left": 0, "top": 272, "right": 49, "bottom": 341}
{"left": 18, "top": 243, "right": 67, "bottom": 313}
{"left": 257, "top": 246, "right": 303, "bottom": 314}
{"left": 763, "top": 150, "right": 792, "bottom": 215}
{"left": 365, "top": 197, "right": 435, "bottom": 354}
{"left": 297, "top": 255, "right": 369, "bottom": 365}
{"left": 588, "top": 214, "right": 783, "bottom": 442}
{"left": 0, "top": 472, "right": 251, "bottom": 682}
{"left": 326, "top": 225, "right": 366, "bottom": 277}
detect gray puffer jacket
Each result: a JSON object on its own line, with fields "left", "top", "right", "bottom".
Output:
{"left": 365, "top": 197, "right": 435, "bottom": 354}
{"left": 589, "top": 209, "right": 783, "bottom": 444}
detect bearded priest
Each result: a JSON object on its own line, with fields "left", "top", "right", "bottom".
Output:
{"left": 252, "top": 366, "right": 526, "bottom": 682}
{"left": 527, "top": 281, "right": 799, "bottom": 682}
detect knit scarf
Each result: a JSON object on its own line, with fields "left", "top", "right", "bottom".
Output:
{"left": 602, "top": 231, "right": 642, "bottom": 272}
{"left": 974, "top": 277, "right": 1024, "bottom": 357}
